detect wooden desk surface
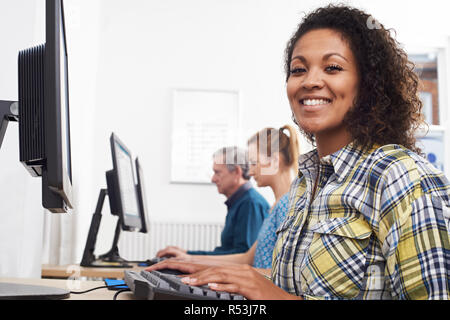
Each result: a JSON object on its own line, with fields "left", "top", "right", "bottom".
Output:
{"left": 0, "top": 277, "right": 136, "bottom": 300}
{"left": 42, "top": 264, "right": 145, "bottom": 280}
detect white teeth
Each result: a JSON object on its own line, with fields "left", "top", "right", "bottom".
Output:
{"left": 302, "top": 99, "right": 331, "bottom": 106}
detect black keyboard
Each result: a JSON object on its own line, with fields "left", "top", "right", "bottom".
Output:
{"left": 124, "top": 270, "right": 246, "bottom": 300}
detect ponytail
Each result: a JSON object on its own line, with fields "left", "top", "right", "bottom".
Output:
{"left": 248, "top": 124, "right": 300, "bottom": 174}
{"left": 279, "top": 124, "right": 300, "bottom": 173}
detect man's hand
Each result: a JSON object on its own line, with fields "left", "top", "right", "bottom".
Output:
{"left": 156, "top": 246, "right": 189, "bottom": 259}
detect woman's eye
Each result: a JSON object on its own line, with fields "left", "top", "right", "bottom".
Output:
{"left": 290, "top": 67, "right": 306, "bottom": 75}
{"left": 325, "top": 64, "right": 343, "bottom": 72}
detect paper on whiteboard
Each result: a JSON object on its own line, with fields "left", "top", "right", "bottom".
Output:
{"left": 171, "top": 89, "right": 240, "bottom": 183}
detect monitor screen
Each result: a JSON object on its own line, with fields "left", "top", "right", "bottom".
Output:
{"left": 109, "top": 133, "right": 141, "bottom": 230}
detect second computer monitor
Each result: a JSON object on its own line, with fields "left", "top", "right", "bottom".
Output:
{"left": 107, "top": 133, "right": 141, "bottom": 231}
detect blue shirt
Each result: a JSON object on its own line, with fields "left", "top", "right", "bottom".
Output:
{"left": 253, "top": 193, "right": 289, "bottom": 269}
{"left": 188, "top": 182, "right": 269, "bottom": 255}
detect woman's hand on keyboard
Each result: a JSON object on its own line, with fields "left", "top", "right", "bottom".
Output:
{"left": 144, "top": 258, "right": 211, "bottom": 274}
{"left": 146, "top": 260, "right": 301, "bottom": 300}
{"left": 181, "top": 264, "right": 301, "bottom": 300}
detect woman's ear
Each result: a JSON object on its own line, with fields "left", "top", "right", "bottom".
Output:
{"left": 270, "top": 152, "right": 282, "bottom": 171}
{"left": 258, "top": 152, "right": 280, "bottom": 176}
{"left": 272, "top": 152, "right": 280, "bottom": 165}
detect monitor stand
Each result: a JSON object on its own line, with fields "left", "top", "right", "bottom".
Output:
{"left": 97, "top": 219, "right": 131, "bottom": 268}
{"left": 0, "top": 100, "right": 18, "bottom": 149}
{"left": 80, "top": 189, "right": 132, "bottom": 268}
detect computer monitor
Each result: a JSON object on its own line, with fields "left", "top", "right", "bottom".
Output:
{"left": 135, "top": 157, "right": 149, "bottom": 233}
{"left": 80, "top": 133, "right": 142, "bottom": 268}
{"left": 17, "top": 0, "right": 73, "bottom": 213}
{"left": 107, "top": 133, "right": 141, "bottom": 231}
{"left": 0, "top": 0, "right": 72, "bottom": 299}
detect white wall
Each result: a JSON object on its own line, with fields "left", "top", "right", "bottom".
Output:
{"left": 1, "top": 0, "right": 449, "bottom": 271}
{"left": 0, "top": 0, "right": 45, "bottom": 278}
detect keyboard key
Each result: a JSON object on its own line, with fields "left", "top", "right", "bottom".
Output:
{"left": 218, "top": 292, "right": 230, "bottom": 300}
{"left": 206, "top": 290, "right": 218, "bottom": 299}
{"left": 190, "top": 286, "right": 205, "bottom": 296}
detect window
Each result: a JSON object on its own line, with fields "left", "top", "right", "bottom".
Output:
{"left": 411, "top": 53, "right": 440, "bottom": 125}
{"left": 410, "top": 49, "right": 448, "bottom": 174}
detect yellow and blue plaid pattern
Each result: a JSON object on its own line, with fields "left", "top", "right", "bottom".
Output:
{"left": 271, "top": 143, "right": 450, "bottom": 300}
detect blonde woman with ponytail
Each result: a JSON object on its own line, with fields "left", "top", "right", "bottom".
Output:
{"left": 147, "top": 125, "right": 300, "bottom": 274}
{"left": 246, "top": 125, "right": 299, "bottom": 269}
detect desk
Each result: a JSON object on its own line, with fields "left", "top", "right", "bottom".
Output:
{"left": 42, "top": 264, "right": 145, "bottom": 280}
{"left": 0, "top": 277, "right": 136, "bottom": 300}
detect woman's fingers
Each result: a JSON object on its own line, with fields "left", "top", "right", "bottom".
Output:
{"left": 180, "top": 264, "right": 297, "bottom": 300}
{"left": 180, "top": 265, "right": 257, "bottom": 296}
{"left": 207, "top": 282, "right": 241, "bottom": 294}
{"left": 146, "top": 262, "right": 300, "bottom": 300}
{"left": 145, "top": 259, "right": 209, "bottom": 274}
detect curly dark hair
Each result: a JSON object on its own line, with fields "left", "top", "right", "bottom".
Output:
{"left": 285, "top": 4, "right": 424, "bottom": 154}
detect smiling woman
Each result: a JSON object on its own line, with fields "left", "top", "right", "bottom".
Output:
{"left": 145, "top": 4, "right": 450, "bottom": 300}
{"left": 271, "top": 4, "right": 450, "bottom": 300}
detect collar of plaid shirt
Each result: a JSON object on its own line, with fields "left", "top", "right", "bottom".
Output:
{"left": 271, "top": 142, "right": 450, "bottom": 300}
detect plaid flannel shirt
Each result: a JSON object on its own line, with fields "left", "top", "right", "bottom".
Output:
{"left": 271, "top": 143, "right": 450, "bottom": 300}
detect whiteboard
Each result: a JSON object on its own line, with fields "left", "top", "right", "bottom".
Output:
{"left": 170, "top": 89, "right": 240, "bottom": 183}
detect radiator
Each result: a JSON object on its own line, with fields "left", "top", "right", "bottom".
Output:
{"left": 118, "top": 221, "right": 224, "bottom": 261}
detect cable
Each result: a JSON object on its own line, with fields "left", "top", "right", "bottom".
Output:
{"left": 113, "top": 288, "right": 131, "bottom": 300}
{"left": 70, "top": 284, "right": 127, "bottom": 295}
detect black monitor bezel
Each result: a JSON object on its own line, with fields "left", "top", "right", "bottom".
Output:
{"left": 135, "top": 157, "right": 149, "bottom": 233}
{"left": 109, "top": 133, "right": 142, "bottom": 231}
{"left": 43, "top": 0, "right": 73, "bottom": 212}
